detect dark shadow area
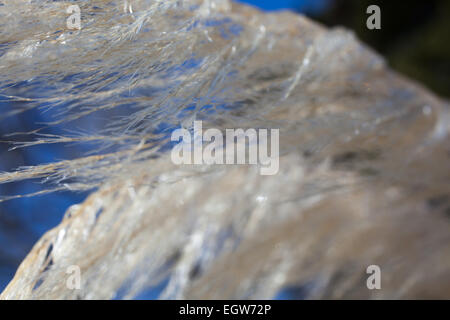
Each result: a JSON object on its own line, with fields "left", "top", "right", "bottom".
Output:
{"left": 303, "top": 0, "right": 450, "bottom": 98}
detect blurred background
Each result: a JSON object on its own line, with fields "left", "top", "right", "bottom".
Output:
{"left": 0, "top": 0, "right": 449, "bottom": 293}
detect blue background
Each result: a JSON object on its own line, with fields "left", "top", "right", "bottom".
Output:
{"left": 237, "top": 0, "right": 331, "bottom": 14}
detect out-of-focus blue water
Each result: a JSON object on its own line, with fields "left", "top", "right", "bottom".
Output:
{"left": 0, "top": 0, "right": 331, "bottom": 296}
{"left": 236, "top": 0, "right": 331, "bottom": 15}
